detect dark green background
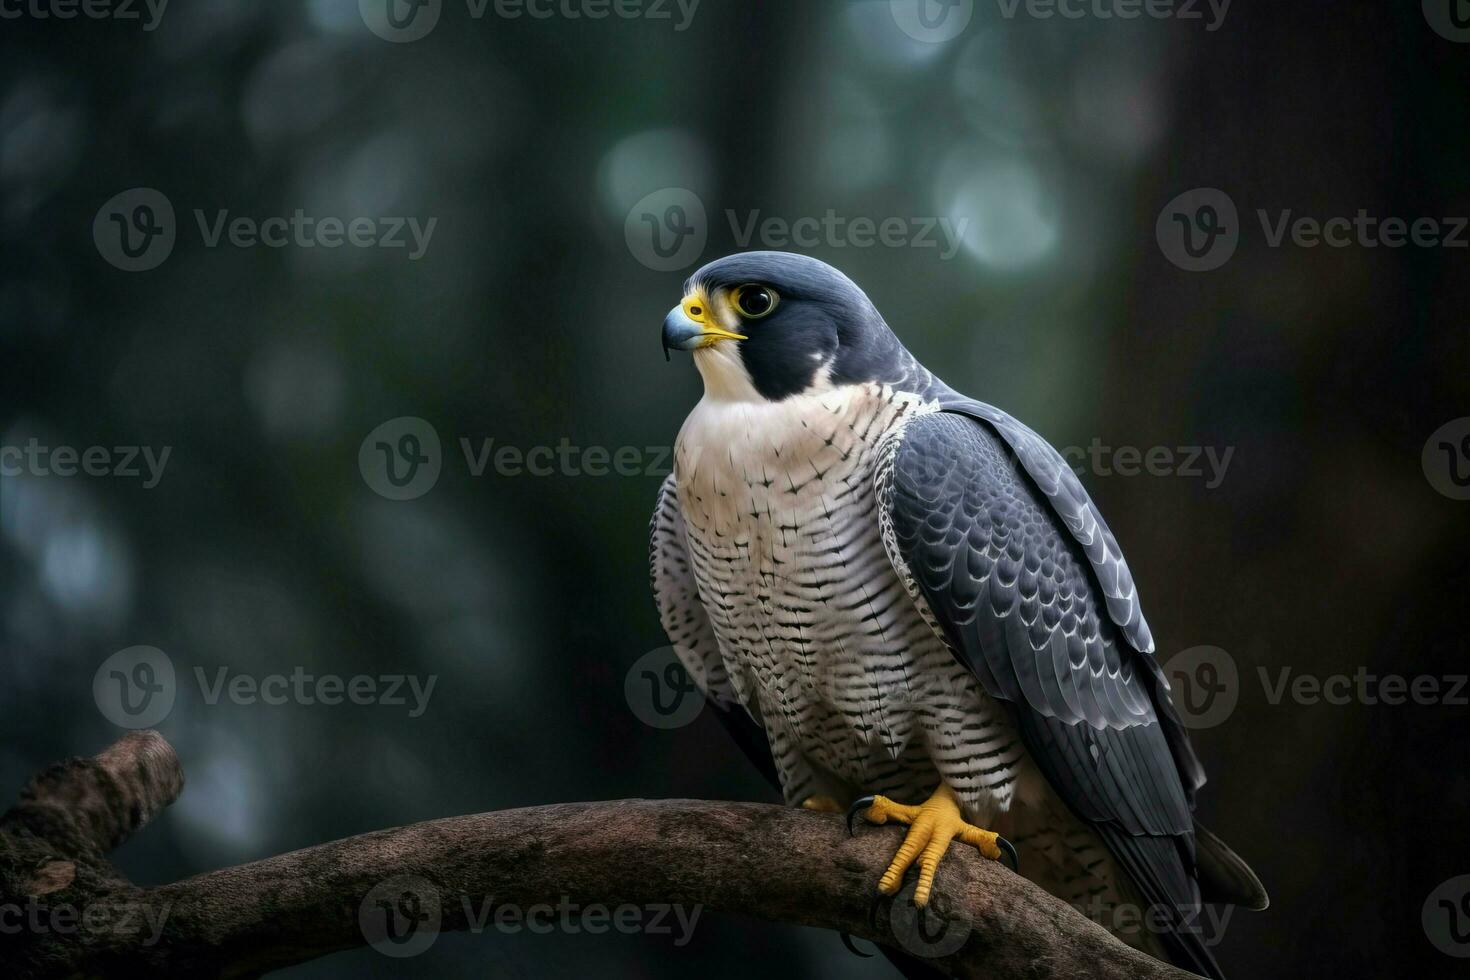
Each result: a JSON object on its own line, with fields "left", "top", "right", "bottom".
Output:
{"left": 2, "top": 1, "right": 1467, "bottom": 977}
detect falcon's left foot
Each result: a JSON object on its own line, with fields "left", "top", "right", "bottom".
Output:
{"left": 801, "top": 795, "right": 844, "bottom": 813}
{"left": 846, "top": 785, "right": 1018, "bottom": 907}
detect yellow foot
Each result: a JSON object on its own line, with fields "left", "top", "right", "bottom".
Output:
{"left": 847, "top": 785, "right": 1017, "bottom": 907}
{"left": 801, "top": 795, "right": 844, "bottom": 813}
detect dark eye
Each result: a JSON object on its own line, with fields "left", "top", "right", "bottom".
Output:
{"left": 732, "top": 284, "right": 777, "bottom": 319}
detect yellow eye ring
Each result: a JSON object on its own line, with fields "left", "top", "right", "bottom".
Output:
{"left": 731, "top": 284, "right": 778, "bottom": 319}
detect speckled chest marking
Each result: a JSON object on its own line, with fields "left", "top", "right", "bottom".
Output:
{"left": 672, "top": 384, "right": 1025, "bottom": 818}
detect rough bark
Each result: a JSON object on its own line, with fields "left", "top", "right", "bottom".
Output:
{"left": 0, "top": 731, "right": 1197, "bottom": 979}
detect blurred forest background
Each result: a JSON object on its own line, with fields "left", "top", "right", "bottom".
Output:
{"left": 2, "top": 1, "right": 1468, "bottom": 977}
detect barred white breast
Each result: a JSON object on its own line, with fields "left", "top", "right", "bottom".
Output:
{"left": 672, "top": 382, "right": 1028, "bottom": 818}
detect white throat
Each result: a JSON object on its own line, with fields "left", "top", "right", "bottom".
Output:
{"left": 691, "top": 343, "right": 763, "bottom": 403}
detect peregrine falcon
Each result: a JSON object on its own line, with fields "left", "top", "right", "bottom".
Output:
{"left": 649, "top": 252, "right": 1266, "bottom": 978}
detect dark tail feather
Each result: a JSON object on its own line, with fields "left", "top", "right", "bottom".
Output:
{"left": 707, "top": 699, "right": 783, "bottom": 789}
{"left": 1194, "top": 822, "right": 1269, "bottom": 911}
{"left": 1099, "top": 828, "right": 1225, "bottom": 980}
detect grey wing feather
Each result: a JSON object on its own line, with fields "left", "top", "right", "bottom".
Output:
{"left": 934, "top": 395, "right": 1207, "bottom": 797}
{"left": 936, "top": 396, "right": 1156, "bottom": 655}
{"left": 878, "top": 410, "right": 1223, "bottom": 979}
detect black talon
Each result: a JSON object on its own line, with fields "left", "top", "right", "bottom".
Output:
{"left": 846, "top": 795, "right": 876, "bottom": 837}
{"left": 917, "top": 901, "right": 936, "bottom": 932}
{"left": 997, "top": 835, "right": 1019, "bottom": 873}
{"left": 839, "top": 931, "right": 874, "bottom": 958}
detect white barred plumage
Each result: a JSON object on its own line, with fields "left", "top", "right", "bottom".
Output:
{"left": 652, "top": 381, "right": 1143, "bottom": 938}
{"left": 650, "top": 252, "right": 1264, "bottom": 979}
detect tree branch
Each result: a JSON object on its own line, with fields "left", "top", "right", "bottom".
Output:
{"left": 0, "top": 732, "right": 1197, "bottom": 979}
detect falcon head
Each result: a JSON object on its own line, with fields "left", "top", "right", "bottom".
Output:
{"left": 661, "top": 251, "right": 904, "bottom": 402}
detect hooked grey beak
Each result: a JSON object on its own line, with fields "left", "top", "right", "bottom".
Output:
{"left": 661, "top": 305, "right": 703, "bottom": 361}
{"left": 661, "top": 304, "right": 748, "bottom": 362}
